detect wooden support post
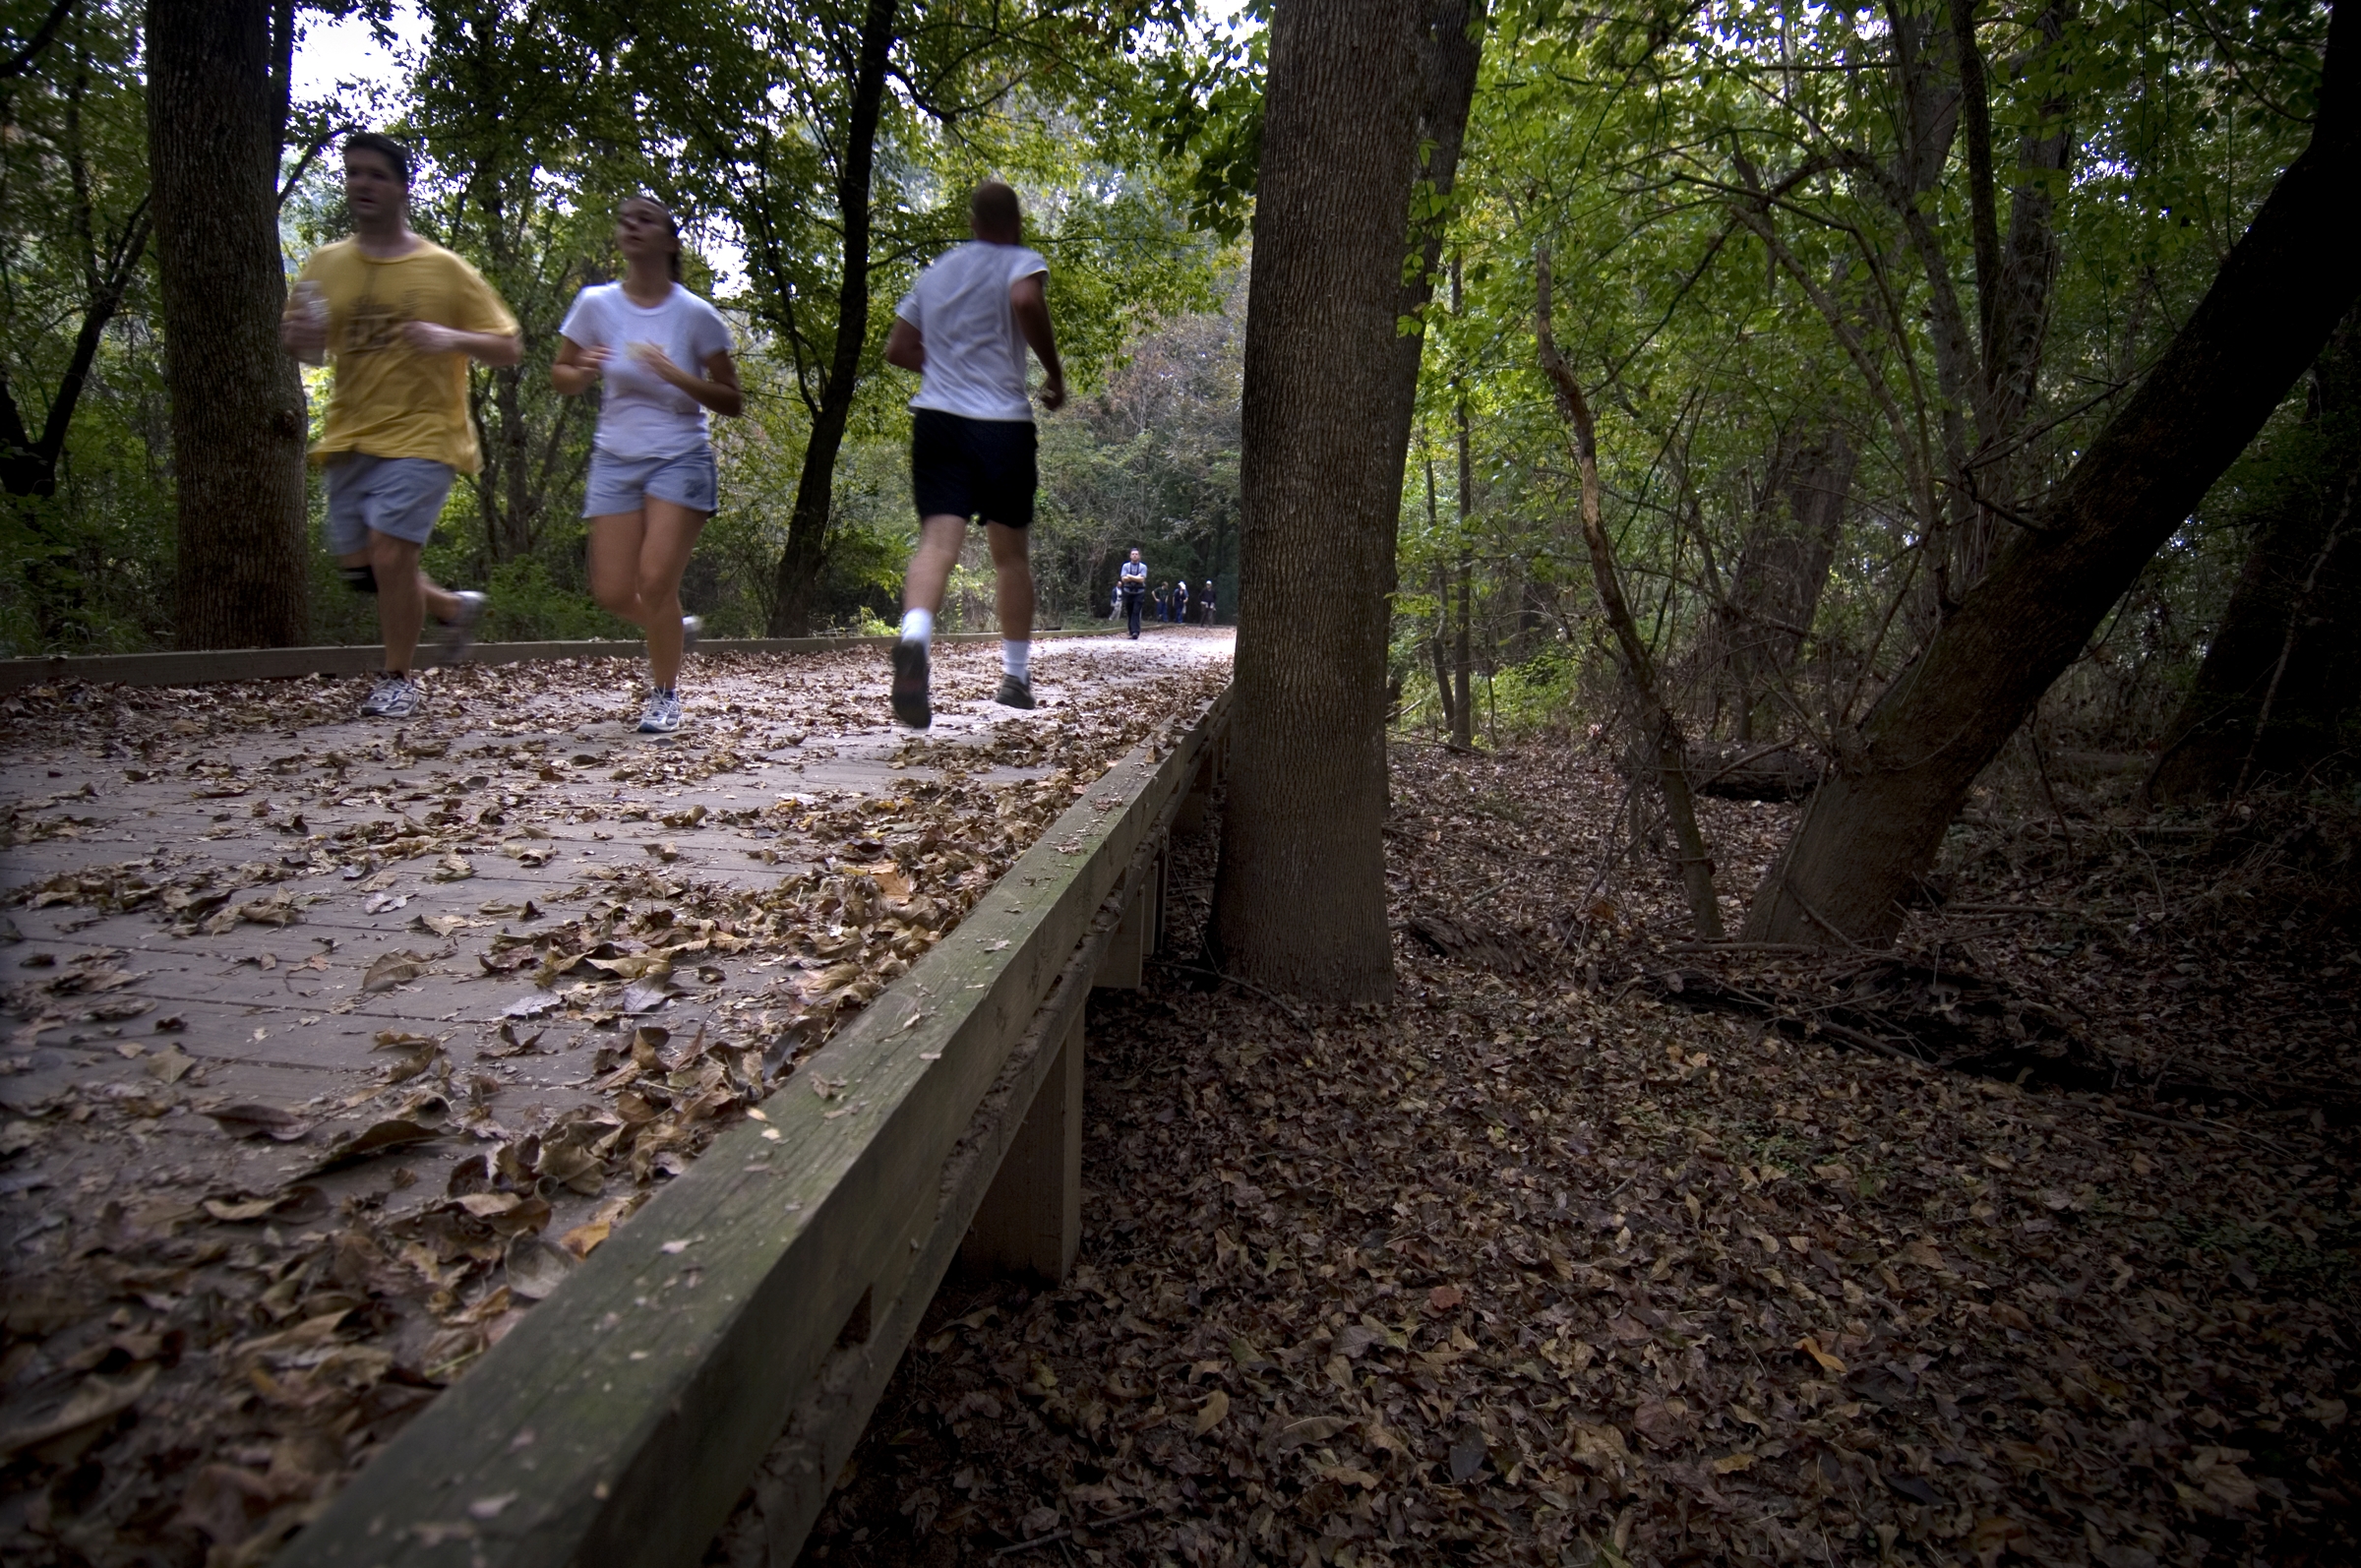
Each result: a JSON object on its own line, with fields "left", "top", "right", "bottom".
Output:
{"left": 960, "top": 1006, "right": 1083, "bottom": 1284}
{"left": 1151, "top": 844, "right": 1169, "bottom": 954}
{"left": 1175, "top": 753, "right": 1217, "bottom": 835}
{"left": 1093, "top": 862, "right": 1152, "bottom": 990}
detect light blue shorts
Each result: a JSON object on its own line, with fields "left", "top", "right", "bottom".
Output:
{"left": 324, "top": 454, "right": 455, "bottom": 555}
{"left": 583, "top": 447, "right": 718, "bottom": 516}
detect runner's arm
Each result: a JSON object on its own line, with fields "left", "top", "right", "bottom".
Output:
{"left": 885, "top": 316, "right": 924, "bottom": 373}
{"left": 1009, "top": 274, "right": 1064, "bottom": 409}
{"left": 551, "top": 335, "right": 608, "bottom": 395}
{"left": 404, "top": 321, "right": 521, "bottom": 365}
{"left": 628, "top": 344, "right": 744, "bottom": 418}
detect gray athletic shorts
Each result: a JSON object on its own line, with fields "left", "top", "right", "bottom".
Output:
{"left": 324, "top": 454, "right": 455, "bottom": 555}
{"left": 583, "top": 447, "right": 718, "bottom": 516}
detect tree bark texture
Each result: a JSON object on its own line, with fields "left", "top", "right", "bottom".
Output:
{"left": 1537, "top": 248, "right": 1724, "bottom": 939}
{"left": 767, "top": 0, "right": 897, "bottom": 635}
{"left": 2149, "top": 310, "right": 2361, "bottom": 800}
{"left": 1744, "top": 0, "right": 2361, "bottom": 947}
{"left": 1724, "top": 425, "right": 1855, "bottom": 740}
{"left": 1381, "top": 0, "right": 1485, "bottom": 480}
{"left": 1423, "top": 457, "right": 1458, "bottom": 736}
{"left": 1211, "top": 0, "right": 1426, "bottom": 1002}
{"left": 148, "top": 0, "right": 309, "bottom": 648}
{"left": 1450, "top": 256, "right": 1477, "bottom": 748}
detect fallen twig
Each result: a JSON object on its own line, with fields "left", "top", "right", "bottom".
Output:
{"left": 994, "top": 1506, "right": 1159, "bottom": 1556}
{"left": 1159, "top": 963, "right": 1314, "bottom": 1031}
{"left": 2092, "top": 1102, "right": 2298, "bottom": 1158}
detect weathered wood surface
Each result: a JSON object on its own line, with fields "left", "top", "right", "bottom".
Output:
{"left": 0, "top": 628, "right": 1120, "bottom": 693}
{"left": 270, "top": 684, "right": 1233, "bottom": 1568}
{"left": 0, "top": 633, "right": 1231, "bottom": 1565}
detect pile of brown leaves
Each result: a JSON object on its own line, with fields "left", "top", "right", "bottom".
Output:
{"left": 790, "top": 740, "right": 2356, "bottom": 1568}
{"left": 0, "top": 641, "right": 1229, "bottom": 1567}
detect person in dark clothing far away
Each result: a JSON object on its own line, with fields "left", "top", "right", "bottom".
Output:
{"left": 1119, "top": 548, "right": 1147, "bottom": 639}
{"left": 1202, "top": 580, "right": 1217, "bottom": 625}
{"left": 1173, "top": 578, "right": 1189, "bottom": 625}
{"left": 883, "top": 180, "right": 1065, "bottom": 728}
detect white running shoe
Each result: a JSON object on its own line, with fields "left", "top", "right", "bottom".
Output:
{"left": 361, "top": 674, "right": 421, "bottom": 719}
{"left": 636, "top": 687, "right": 684, "bottom": 734}
{"left": 442, "top": 590, "right": 489, "bottom": 661}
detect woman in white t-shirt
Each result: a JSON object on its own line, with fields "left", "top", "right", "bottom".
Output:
{"left": 552, "top": 196, "right": 743, "bottom": 734}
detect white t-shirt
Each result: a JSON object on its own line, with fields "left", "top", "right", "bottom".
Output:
{"left": 558, "top": 282, "right": 734, "bottom": 457}
{"left": 895, "top": 241, "right": 1049, "bottom": 423}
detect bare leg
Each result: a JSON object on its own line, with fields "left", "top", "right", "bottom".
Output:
{"left": 368, "top": 533, "right": 432, "bottom": 675}
{"left": 589, "top": 507, "right": 706, "bottom": 690}
{"left": 902, "top": 514, "right": 970, "bottom": 616}
{"left": 588, "top": 509, "right": 651, "bottom": 633}
{"left": 636, "top": 500, "right": 708, "bottom": 691}
{"left": 986, "top": 520, "right": 1033, "bottom": 642}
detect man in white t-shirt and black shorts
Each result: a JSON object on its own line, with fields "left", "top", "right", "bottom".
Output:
{"left": 883, "top": 181, "right": 1065, "bottom": 728}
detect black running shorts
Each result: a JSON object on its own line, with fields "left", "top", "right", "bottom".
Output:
{"left": 910, "top": 408, "right": 1038, "bottom": 530}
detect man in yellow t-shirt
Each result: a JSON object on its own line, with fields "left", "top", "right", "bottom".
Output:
{"left": 281, "top": 132, "right": 520, "bottom": 719}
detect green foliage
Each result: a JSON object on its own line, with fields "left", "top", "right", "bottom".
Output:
{"left": 1393, "top": 0, "right": 2335, "bottom": 756}
{"left": 0, "top": 0, "right": 164, "bottom": 653}
{"left": 1, "top": 0, "right": 1241, "bottom": 656}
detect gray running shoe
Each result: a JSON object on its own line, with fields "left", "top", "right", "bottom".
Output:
{"left": 361, "top": 674, "right": 420, "bottom": 719}
{"left": 682, "top": 615, "right": 702, "bottom": 654}
{"left": 996, "top": 673, "right": 1036, "bottom": 709}
{"left": 889, "top": 639, "right": 931, "bottom": 729}
{"left": 442, "top": 590, "right": 489, "bottom": 661}
{"left": 636, "top": 688, "right": 684, "bottom": 735}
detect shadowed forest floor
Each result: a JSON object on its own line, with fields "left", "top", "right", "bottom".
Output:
{"left": 783, "top": 740, "right": 2359, "bottom": 1568}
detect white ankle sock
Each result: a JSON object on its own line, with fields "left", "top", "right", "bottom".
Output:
{"left": 1002, "top": 640, "right": 1030, "bottom": 682}
{"left": 899, "top": 608, "right": 933, "bottom": 647}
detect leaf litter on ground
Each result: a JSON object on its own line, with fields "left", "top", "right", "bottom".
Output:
{"left": 0, "top": 639, "right": 1230, "bottom": 1567}
{"left": 776, "top": 736, "right": 2355, "bottom": 1568}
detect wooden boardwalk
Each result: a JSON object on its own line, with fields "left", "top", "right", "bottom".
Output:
{"left": 0, "top": 631, "right": 1229, "bottom": 1566}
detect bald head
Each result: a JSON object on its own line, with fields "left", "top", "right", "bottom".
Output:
{"left": 969, "top": 181, "right": 1021, "bottom": 244}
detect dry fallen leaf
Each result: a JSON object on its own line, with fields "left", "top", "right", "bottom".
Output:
{"left": 361, "top": 949, "right": 430, "bottom": 993}
{"left": 1795, "top": 1335, "right": 1848, "bottom": 1374}
{"left": 205, "top": 1103, "right": 307, "bottom": 1141}
{"left": 307, "top": 1118, "right": 439, "bottom": 1175}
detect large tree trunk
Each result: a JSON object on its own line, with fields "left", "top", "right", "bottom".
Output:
{"left": 2149, "top": 310, "right": 2361, "bottom": 800}
{"left": 1209, "top": 0, "right": 1426, "bottom": 1002}
{"left": 1744, "top": 0, "right": 2361, "bottom": 947}
{"left": 148, "top": 0, "right": 309, "bottom": 649}
{"left": 766, "top": 0, "right": 896, "bottom": 635}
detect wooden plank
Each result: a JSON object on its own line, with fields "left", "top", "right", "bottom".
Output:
{"left": 0, "top": 629, "right": 1121, "bottom": 693}
{"left": 719, "top": 882, "right": 1130, "bottom": 1566}
{"left": 272, "top": 685, "right": 1232, "bottom": 1568}
{"left": 958, "top": 1003, "right": 1083, "bottom": 1283}
{"left": 1093, "top": 867, "right": 1152, "bottom": 992}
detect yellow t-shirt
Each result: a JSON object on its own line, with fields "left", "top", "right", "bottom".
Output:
{"left": 293, "top": 238, "right": 518, "bottom": 473}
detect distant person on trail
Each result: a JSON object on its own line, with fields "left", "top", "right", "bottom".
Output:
{"left": 1154, "top": 582, "right": 1170, "bottom": 624}
{"left": 1203, "top": 580, "right": 1217, "bottom": 625}
{"left": 1119, "top": 549, "right": 1147, "bottom": 638}
{"left": 883, "top": 180, "right": 1066, "bottom": 728}
{"left": 1173, "top": 578, "right": 1188, "bottom": 625}
{"left": 552, "top": 196, "right": 743, "bottom": 735}
{"left": 281, "top": 132, "right": 518, "bottom": 720}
